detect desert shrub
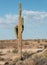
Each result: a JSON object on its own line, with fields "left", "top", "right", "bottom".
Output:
{"left": 32, "top": 51, "right": 47, "bottom": 65}
{"left": 24, "top": 42, "right": 29, "bottom": 45}
{"left": 43, "top": 48, "right": 47, "bottom": 57}
{"left": 0, "top": 51, "right": 2, "bottom": 55}
{"left": 16, "top": 61, "right": 25, "bottom": 65}
{"left": 25, "top": 59, "right": 35, "bottom": 65}
{"left": 45, "top": 40, "right": 47, "bottom": 42}
{"left": 0, "top": 51, "right": 6, "bottom": 56}
{"left": 4, "top": 62, "right": 9, "bottom": 65}
{"left": 0, "top": 46, "right": 5, "bottom": 49}
{"left": 32, "top": 54, "right": 42, "bottom": 63}
{"left": 0, "top": 57, "right": 5, "bottom": 61}
{"left": 37, "top": 40, "right": 40, "bottom": 43}
{"left": 4, "top": 59, "right": 16, "bottom": 65}
{"left": 14, "top": 58, "right": 19, "bottom": 62}
{"left": 13, "top": 45, "right": 18, "bottom": 49}
{"left": 36, "top": 57, "right": 47, "bottom": 65}
{"left": 34, "top": 39, "right": 37, "bottom": 42}
{"left": 12, "top": 48, "right": 18, "bottom": 53}
{"left": 22, "top": 51, "right": 32, "bottom": 60}
{"left": 44, "top": 44, "right": 47, "bottom": 49}
{"left": 7, "top": 50, "right": 11, "bottom": 53}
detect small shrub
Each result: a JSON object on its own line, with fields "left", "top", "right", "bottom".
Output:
{"left": 36, "top": 57, "right": 47, "bottom": 65}
{"left": 45, "top": 40, "right": 47, "bottom": 42}
{"left": 25, "top": 42, "right": 29, "bottom": 45}
{"left": 43, "top": 48, "right": 47, "bottom": 57}
{"left": 16, "top": 61, "right": 25, "bottom": 65}
{"left": 4, "top": 62, "right": 9, "bottom": 65}
{"left": 12, "top": 48, "right": 18, "bottom": 53}
{"left": 37, "top": 40, "right": 40, "bottom": 43}
{"left": 22, "top": 51, "right": 31, "bottom": 60}
{"left": 0, "top": 57, "right": 5, "bottom": 61}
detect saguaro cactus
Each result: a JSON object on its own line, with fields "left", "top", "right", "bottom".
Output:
{"left": 14, "top": 17, "right": 24, "bottom": 39}
{"left": 14, "top": 3, "right": 24, "bottom": 59}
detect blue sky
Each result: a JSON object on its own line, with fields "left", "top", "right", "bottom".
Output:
{"left": 0, "top": 0, "right": 47, "bottom": 40}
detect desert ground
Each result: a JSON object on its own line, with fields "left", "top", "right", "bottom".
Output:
{"left": 0, "top": 39, "right": 47, "bottom": 65}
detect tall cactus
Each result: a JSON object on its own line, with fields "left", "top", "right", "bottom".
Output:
{"left": 14, "top": 17, "right": 24, "bottom": 39}
{"left": 14, "top": 3, "right": 24, "bottom": 59}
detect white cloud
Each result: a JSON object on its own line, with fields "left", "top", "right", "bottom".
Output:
{"left": 0, "top": 14, "right": 18, "bottom": 28}
{"left": 0, "top": 18, "right": 4, "bottom": 23}
{"left": 5, "top": 14, "right": 18, "bottom": 24}
{"left": 23, "top": 10, "right": 47, "bottom": 24}
{"left": 0, "top": 10, "right": 47, "bottom": 28}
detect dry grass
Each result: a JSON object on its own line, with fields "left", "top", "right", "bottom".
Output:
{"left": 0, "top": 39, "right": 47, "bottom": 65}
{"left": 42, "top": 48, "right": 47, "bottom": 57}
